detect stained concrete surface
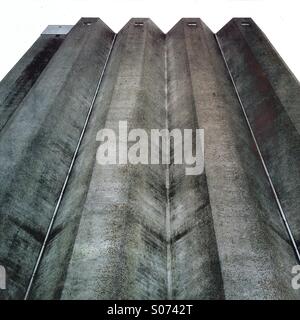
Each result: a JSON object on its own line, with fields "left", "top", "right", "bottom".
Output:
{"left": 0, "top": 18, "right": 115, "bottom": 299}
{"left": 181, "top": 18, "right": 298, "bottom": 299}
{"left": 0, "top": 17, "right": 299, "bottom": 300}
{"left": 167, "top": 20, "right": 224, "bottom": 299}
{"left": 0, "top": 34, "right": 65, "bottom": 132}
{"left": 217, "top": 18, "right": 300, "bottom": 245}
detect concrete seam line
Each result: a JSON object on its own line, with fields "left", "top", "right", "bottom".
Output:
{"left": 164, "top": 41, "right": 173, "bottom": 299}
{"left": 24, "top": 34, "right": 117, "bottom": 300}
{"left": 215, "top": 34, "right": 300, "bottom": 264}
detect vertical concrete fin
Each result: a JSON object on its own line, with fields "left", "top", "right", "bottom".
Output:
{"left": 0, "top": 34, "right": 66, "bottom": 132}
{"left": 217, "top": 18, "right": 300, "bottom": 253}
{"left": 0, "top": 17, "right": 115, "bottom": 299}
{"left": 166, "top": 18, "right": 225, "bottom": 299}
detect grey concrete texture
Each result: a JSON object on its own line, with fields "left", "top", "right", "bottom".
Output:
{"left": 0, "top": 34, "right": 65, "bottom": 132}
{"left": 217, "top": 18, "right": 300, "bottom": 244}
{"left": 30, "top": 18, "right": 167, "bottom": 300}
{"left": 167, "top": 20, "right": 224, "bottom": 299}
{"left": 179, "top": 18, "right": 298, "bottom": 299}
{"left": 0, "top": 18, "right": 115, "bottom": 299}
{"left": 0, "top": 17, "right": 299, "bottom": 300}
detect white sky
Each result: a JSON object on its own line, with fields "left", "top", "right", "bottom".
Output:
{"left": 0, "top": 0, "right": 299, "bottom": 81}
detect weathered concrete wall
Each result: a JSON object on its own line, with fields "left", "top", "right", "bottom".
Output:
{"left": 177, "top": 18, "right": 298, "bottom": 299}
{"left": 0, "top": 34, "right": 65, "bottom": 132}
{"left": 167, "top": 20, "right": 224, "bottom": 299}
{"left": 217, "top": 18, "right": 300, "bottom": 246}
{"left": 0, "top": 18, "right": 115, "bottom": 299}
{"left": 0, "top": 17, "right": 299, "bottom": 300}
{"left": 31, "top": 19, "right": 167, "bottom": 300}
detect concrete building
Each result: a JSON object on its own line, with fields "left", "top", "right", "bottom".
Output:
{"left": 0, "top": 17, "right": 299, "bottom": 300}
